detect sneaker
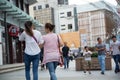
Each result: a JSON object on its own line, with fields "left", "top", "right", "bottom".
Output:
{"left": 115, "top": 70, "right": 120, "bottom": 74}
{"left": 84, "top": 71, "right": 86, "bottom": 73}
{"left": 101, "top": 72, "right": 104, "bottom": 75}
{"left": 89, "top": 71, "right": 91, "bottom": 74}
{"left": 115, "top": 71, "right": 118, "bottom": 74}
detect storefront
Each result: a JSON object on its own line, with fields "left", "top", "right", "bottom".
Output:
{"left": 0, "top": 0, "right": 42, "bottom": 65}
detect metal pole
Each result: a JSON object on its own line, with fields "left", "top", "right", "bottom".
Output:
{"left": 4, "top": 11, "right": 9, "bottom": 64}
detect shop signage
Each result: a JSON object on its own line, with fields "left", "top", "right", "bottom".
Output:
{"left": 9, "top": 25, "right": 19, "bottom": 36}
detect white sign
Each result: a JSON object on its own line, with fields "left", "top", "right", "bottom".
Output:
{"left": 80, "top": 34, "right": 87, "bottom": 47}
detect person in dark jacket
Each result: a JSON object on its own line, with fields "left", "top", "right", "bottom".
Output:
{"left": 62, "top": 42, "right": 69, "bottom": 69}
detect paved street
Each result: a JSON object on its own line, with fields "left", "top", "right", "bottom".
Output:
{"left": 0, "top": 60, "right": 120, "bottom": 80}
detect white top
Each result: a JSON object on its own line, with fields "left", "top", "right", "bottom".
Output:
{"left": 83, "top": 51, "right": 92, "bottom": 61}
{"left": 19, "top": 30, "right": 44, "bottom": 55}
{"left": 110, "top": 41, "right": 120, "bottom": 55}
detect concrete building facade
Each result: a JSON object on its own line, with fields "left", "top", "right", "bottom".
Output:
{"left": 29, "top": 0, "right": 68, "bottom": 18}
{"left": 78, "top": 9, "right": 115, "bottom": 46}
{"left": 29, "top": 0, "right": 78, "bottom": 34}
{"left": 76, "top": 1, "right": 118, "bottom": 47}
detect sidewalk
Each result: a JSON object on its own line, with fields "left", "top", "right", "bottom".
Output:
{"left": 39, "top": 59, "right": 120, "bottom": 80}
{"left": 0, "top": 63, "right": 24, "bottom": 74}
{"left": 0, "top": 59, "right": 120, "bottom": 80}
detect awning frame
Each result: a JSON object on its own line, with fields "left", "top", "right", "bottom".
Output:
{"left": 0, "top": 0, "right": 42, "bottom": 27}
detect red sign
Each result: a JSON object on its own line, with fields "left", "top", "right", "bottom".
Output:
{"left": 9, "top": 25, "right": 19, "bottom": 36}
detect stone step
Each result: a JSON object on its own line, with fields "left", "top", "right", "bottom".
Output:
{"left": 0, "top": 63, "right": 25, "bottom": 74}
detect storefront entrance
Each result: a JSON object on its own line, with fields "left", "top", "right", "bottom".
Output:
{"left": 2, "top": 24, "right": 24, "bottom": 64}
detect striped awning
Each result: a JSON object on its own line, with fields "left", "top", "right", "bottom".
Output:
{"left": 0, "top": 0, "right": 43, "bottom": 27}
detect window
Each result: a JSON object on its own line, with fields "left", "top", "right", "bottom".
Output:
{"left": 12, "top": 0, "right": 16, "bottom": 5}
{"left": 33, "top": 6, "right": 36, "bottom": 10}
{"left": 16, "top": 0, "right": 19, "bottom": 7}
{"left": 65, "top": 0, "right": 68, "bottom": 2}
{"left": 65, "top": 0, "right": 68, "bottom": 4}
{"left": 34, "top": 17, "right": 36, "bottom": 19}
{"left": 60, "top": 16, "right": 65, "bottom": 18}
{"left": 46, "top": 4, "right": 49, "bottom": 8}
{"left": 60, "top": 12, "right": 64, "bottom": 14}
{"left": 61, "top": 25, "right": 65, "bottom": 27}
{"left": 58, "top": 0, "right": 64, "bottom": 5}
{"left": 38, "top": 5, "right": 42, "bottom": 9}
{"left": 61, "top": 28, "right": 66, "bottom": 30}
{"left": 68, "top": 24, "right": 72, "bottom": 29}
{"left": 67, "top": 11, "right": 72, "bottom": 17}
{"left": 20, "top": 0, "right": 24, "bottom": 10}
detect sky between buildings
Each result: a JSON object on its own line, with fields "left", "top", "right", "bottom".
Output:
{"left": 69, "top": 0, "right": 117, "bottom": 6}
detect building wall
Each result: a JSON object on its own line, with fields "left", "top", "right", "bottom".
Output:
{"left": 34, "top": 8, "right": 54, "bottom": 25}
{"left": 78, "top": 9, "right": 115, "bottom": 47}
{"left": 29, "top": 0, "right": 69, "bottom": 34}
{"left": 55, "top": 5, "right": 77, "bottom": 33}
{"left": 33, "top": 8, "right": 54, "bottom": 34}
{"left": 29, "top": 0, "right": 67, "bottom": 18}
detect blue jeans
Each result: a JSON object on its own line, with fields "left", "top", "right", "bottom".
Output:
{"left": 64, "top": 57, "right": 69, "bottom": 69}
{"left": 46, "top": 62, "right": 58, "bottom": 80}
{"left": 98, "top": 55, "right": 105, "bottom": 73}
{"left": 113, "top": 54, "right": 120, "bottom": 72}
{"left": 24, "top": 53, "right": 40, "bottom": 80}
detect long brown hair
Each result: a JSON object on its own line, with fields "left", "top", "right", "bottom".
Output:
{"left": 24, "top": 21, "right": 33, "bottom": 36}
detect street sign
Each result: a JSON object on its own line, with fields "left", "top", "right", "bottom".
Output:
{"left": 9, "top": 25, "right": 19, "bottom": 36}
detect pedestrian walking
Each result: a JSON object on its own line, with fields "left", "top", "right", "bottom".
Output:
{"left": 110, "top": 35, "right": 120, "bottom": 73}
{"left": 42, "top": 23, "right": 63, "bottom": 80}
{"left": 83, "top": 46, "right": 92, "bottom": 74}
{"left": 62, "top": 42, "right": 70, "bottom": 69}
{"left": 19, "top": 21, "right": 44, "bottom": 80}
{"left": 95, "top": 37, "right": 106, "bottom": 75}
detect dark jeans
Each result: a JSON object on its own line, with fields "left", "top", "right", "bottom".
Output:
{"left": 64, "top": 57, "right": 69, "bottom": 69}
{"left": 24, "top": 53, "right": 40, "bottom": 80}
{"left": 113, "top": 54, "right": 120, "bottom": 72}
{"left": 46, "top": 62, "right": 58, "bottom": 80}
